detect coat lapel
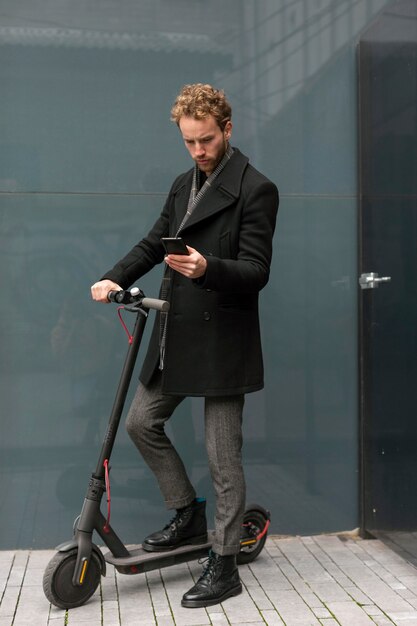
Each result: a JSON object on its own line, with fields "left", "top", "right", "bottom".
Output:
{"left": 173, "top": 148, "right": 249, "bottom": 234}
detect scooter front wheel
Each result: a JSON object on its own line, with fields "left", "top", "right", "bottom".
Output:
{"left": 43, "top": 548, "right": 102, "bottom": 609}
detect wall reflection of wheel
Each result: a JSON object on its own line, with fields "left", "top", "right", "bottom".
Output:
{"left": 43, "top": 548, "right": 102, "bottom": 609}
{"left": 238, "top": 505, "right": 269, "bottom": 565}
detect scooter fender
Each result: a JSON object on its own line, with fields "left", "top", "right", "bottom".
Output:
{"left": 55, "top": 539, "right": 107, "bottom": 578}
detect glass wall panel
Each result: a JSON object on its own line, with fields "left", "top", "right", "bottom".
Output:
{"left": 0, "top": 0, "right": 393, "bottom": 547}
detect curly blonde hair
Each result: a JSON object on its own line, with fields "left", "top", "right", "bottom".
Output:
{"left": 171, "top": 83, "right": 232, "bottom": 130}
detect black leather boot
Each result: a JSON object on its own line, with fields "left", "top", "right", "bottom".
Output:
{"left": 142, "top": 498, "right": 208, "bottom": 552}
{"left": 181, "top": 551, "right": 242, "bottom": 608}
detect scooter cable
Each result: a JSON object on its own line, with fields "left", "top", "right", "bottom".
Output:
{"left": 103, "top": 458, "right": 111, "bottom": 533}
{"left": 117, "top": 306, "right": 134, "bottom": 344}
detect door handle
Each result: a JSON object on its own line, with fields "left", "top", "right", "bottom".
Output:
{"left": 359, "top": 272, "right": 391, "bottom": 290}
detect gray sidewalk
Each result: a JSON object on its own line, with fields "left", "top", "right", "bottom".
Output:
{"left": 2, "top": 534, "right": 417, "bottom": 626}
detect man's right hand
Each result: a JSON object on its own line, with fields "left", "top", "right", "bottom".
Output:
{"left": 91, "top": 279, "right": 122, "bottom": 303}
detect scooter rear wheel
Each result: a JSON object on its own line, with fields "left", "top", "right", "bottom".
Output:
{"left": 43, "top": 548, "right": 102, "bottom": 609}
{"left": 238, "top": 506, "right": 269, "bottom": 564}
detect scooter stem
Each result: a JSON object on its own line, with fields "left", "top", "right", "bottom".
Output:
{"left": 94, "top": 307, "right": 148, "bottom": 477}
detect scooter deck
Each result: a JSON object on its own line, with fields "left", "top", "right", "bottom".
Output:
{"left": 103, "top": 531, "right": 215, "bottom": 575}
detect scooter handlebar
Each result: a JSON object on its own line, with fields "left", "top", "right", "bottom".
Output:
{"left": 107, "top": 289, "right": 170, "bottom": 312}
{"left": 140, "top": 297, "right": 170, "bottom": 312}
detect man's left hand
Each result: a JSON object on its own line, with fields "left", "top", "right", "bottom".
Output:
{"left": 164, "top": 246, "right": 207, "bottom": 279}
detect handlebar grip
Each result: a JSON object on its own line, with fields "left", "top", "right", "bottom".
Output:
{"left": 107, "top": 290, "right": 169, "bottom": 311}
{"left": 141, "top": 298, "right": 170, "bottom": 312}
{"left": 107, "top": 290, "right": 125, "bottom": 303}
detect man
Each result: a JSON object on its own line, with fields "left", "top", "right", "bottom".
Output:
{"left": 91, "top": 83, "right": 279, "bottom": 608}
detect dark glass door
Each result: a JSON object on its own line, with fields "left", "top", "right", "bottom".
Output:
{"left": 359, "top": 1, "right": 417, "bottom": 538}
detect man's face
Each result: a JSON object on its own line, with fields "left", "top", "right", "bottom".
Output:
{"left": 179, "top": 115, "right": 232, "bottom": 176}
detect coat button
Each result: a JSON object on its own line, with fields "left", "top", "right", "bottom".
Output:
{"left": 203, "top": 311, "right": 211, "bottom": 321}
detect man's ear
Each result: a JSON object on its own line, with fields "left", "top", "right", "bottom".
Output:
{"left": 224, "top": 120, "right": 232, "bottom": 140}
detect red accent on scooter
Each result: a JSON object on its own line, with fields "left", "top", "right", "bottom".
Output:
{"left": 103, "top": 459, "right": 111, "bottom": 534}
{"left": 256, "top": 518, "right": 270, "bottom": 541}
{"left": 117, "top": 306, "right": 134, "bottom": 344}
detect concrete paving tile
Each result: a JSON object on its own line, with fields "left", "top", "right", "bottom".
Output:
{"left": 338, "top": 565, "right": 378, "bottom": 583}
{"left": 249, "top": 563, "right": 291, "bottom": 590}
{"left": 0, "top": 585, "right": 21, "bottom": 618}
{"left": 289, "top": 577, "right": 313, "bottom": 592}
{"left": 168, "top": 607, "right": 210, "bottom": 626}
{"left": 384, "top": 621, "right": 417, "bottom": 626}
{"left": 102, "top": 607, "right": 120, "bottom": 626}
{"left": 157, "top": 566, "right": 210, "bottom": 626}
{"left": 302, "top": 542, "right": 332, "bottom": 561}
{"left": 399, "top": 577, "right": 417, "bottom": 593}
{"left": 147, "top": 576, "right": 171, "bottom": 613}
{"left": 240, "top": 564, "right": 263, "bottom": 587}
{"left": 118, "top": 584, "right": 155, "bottom": 624}
{"left": 47, "top": 614, "right": 66, "bottom": 624}
{"left": 6, "top": 567, "right": 26, "bottom": 587}
{"left": 48, "top": 607, "right": 67, "bottom": 621}
{"left": 208, "top": 612, "right": 229, "bottom": 625}
{"left": 246, "top": 583, "right": 275, "bottom": 610}
{"left": 67, "top": 616, "right": 102, "bottom": 626}
{"left": 65, "top": 596, "right": 102, "bottom": 621}
{"left": 13, "top": 610, "right": 50, "bottom": 626}
{"left": 275, "top": 562, "right": 303, "bottom": 582}
{"left": 326, "top": 600, "right": 376, "bottom": 625}
{"left": 221, "top": 586, "right": 263, "bottom": 623}
{"left": 21, "top": 566, "right": 44, "bottom": 586}
{"left": 407, "top": 598, "right": 417, "bottom": 609}
{"left": 100, "top": 570, "right": 119, "bottom": 602}
{"left": 103, "top": 599, "right": 118, "bottom": 609}
{"left": 154, "top": 608, "right": 172, "bottom": 618}
{"left": 27, "top": 551, "right": 55, "bottom": 568}
{"left": 308, "top": 581, "right": 351, "bottom": 603}
{"left": 13, "top": 588, "right": 49, "bottom": 626}
{"left": 311, "top": 606, "right": 332, "bottom": 618}
{"left": 153, "top": 617, "right": 175, "bottom": 626}
{"left": 352, "top": 579, "right": 416, "bottom": 613}
{"left": 384, "top": 564, "right": 417, "bottom": 577}
{"left": 298, "top": 592, "right": 325, "bottom": 609}
{"left": 377, "top": 614, "right": 399, "bottom": 626}
{"left": 12, "top": 553, "right": 30, "bottom": 568}
{"left": 265, "top": 545, "right": 282, "bottom": 558}
{"left": 227, "top": 623, "right": 263, "bottom": 626}
{"left": 385, "top": 610, "right": 417, "bottom": 620}
{"left": 0, "top": 563, "right": 13, "bottom": 578}
{"left": 388, "top": 581, "right": 408, "bottom": 590}
{"left": 321, "top": 571, "right": 352, "bottom": 587}
{"left": 343, "top": 585, "right": 371, "bottom": 604}
{"left": 263, "top": 589, "right": 320, "bottom": 624}
{"left": 398, "top": 589, "right": 417, "bottom": 601}
{"left": 115, "top": 610, "right": 156, "bottom": 626}
{"left": 361, "top": 603, "right": 383, "bottom": 616}
{"left": 260, "top": 609, "right": 285, "bottom": 625}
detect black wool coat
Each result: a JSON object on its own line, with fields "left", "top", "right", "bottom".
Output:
{"left": 103, "top": 148, "right": 279, "bottom": 396}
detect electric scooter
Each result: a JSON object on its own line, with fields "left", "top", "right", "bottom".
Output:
{"left": 43, "top": 288, "right": 271, "bottom": 610}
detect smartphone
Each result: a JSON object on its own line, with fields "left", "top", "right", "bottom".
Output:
{"left": 161, "top": 237, "right": 190, "bottom": 255}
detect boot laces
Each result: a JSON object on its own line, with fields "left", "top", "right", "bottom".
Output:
{"left": 164, "top": 508, "right": 189, "bottom": 531}
{"left": 164, "top": 511, "right": 181, "bottom": 531}
{"left": 197, "top": 552, "right": 218, "bottom": 582}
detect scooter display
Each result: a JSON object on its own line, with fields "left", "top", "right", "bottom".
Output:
{"left": 43, "top": 288, "right": 271, "bottom": 609}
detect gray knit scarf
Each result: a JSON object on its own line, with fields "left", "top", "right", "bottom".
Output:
{"left": 159, "top": 145, "right": 234, "bottom": 370}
